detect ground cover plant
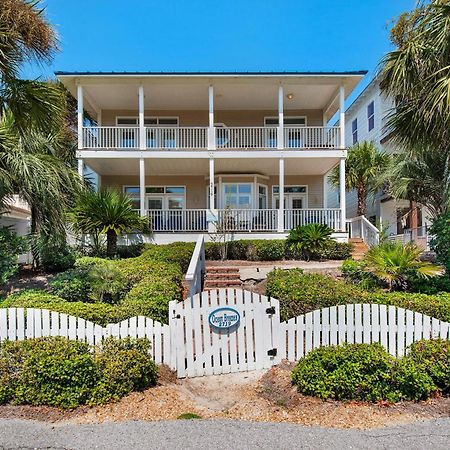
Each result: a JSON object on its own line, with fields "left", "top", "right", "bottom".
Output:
{"left": 0, "top": 337, "right": 157, "bottom": 409}
{"left": 266, "top": 269, "right": 450, "bottom": 323}
{"left": 291, "top": 342, "right": 438, "bottom": 402}
{"left": 1, "top": 242, "right": 193, "bottom": 324}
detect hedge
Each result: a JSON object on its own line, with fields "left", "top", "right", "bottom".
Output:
{"left": 266, "top": 269, "right": 450, "bottom": 322}
{"left": 205, "top": 239, "right": 351, "bottom": 262}
{"left": 0, "top": 337, "right": 157, "bottom": 409}
{"left": 292, "top": 343, "right": 436, "bottom": 402}
{"left": 142, "top": 242, "right": 195, "bottom": 273}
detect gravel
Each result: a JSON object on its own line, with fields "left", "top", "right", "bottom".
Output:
{"left": 1, "top": 418, "right": 450, "bottom": 450}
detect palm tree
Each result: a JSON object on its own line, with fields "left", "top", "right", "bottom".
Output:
{"left": 329, "top": 141, "right": 391, "bottom": 216}
{"left": 363, "top": 241, "right": 444, "bottom": 291}
{"left": 379, "top": 1, "right": 450, "bottom": 215}
{"left": 69, "top": 189, "right": 149, "bottom": 257}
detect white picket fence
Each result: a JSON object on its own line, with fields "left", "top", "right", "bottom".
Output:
{"left": 1, "top": 289, "right": 450, "bottom": 378}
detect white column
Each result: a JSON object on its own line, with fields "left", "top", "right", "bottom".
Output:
{"left": 339, "top": 158, "right": 347, "bottom": 231}
{"left": 97, "top": 110, "right": 102, "bottom": 127}
{"left": 277, "top": 85, "right": 284, "bottom": 149}
{"left": 77, "top": 159, "right": 84, "bottom": 178}
{"left": 339, "top": 84, "right": 346, "bottom": 149}
{"left": 209, "top": 157, "right": 215, "bottom": 209}
{"left": 139, "top": 158, "right": 146, "bottom": 217}
{"left": 323, "top": 172, "right": 328, "bottom": 209}
{"left": 139, "top": 85, "right": 145, "bottom": 150}
{"left": 208, "top": 85, "right": 215, "bottom": 150}
{"left": 277, "top": 158, "right": 285, "bottom": 232}
{"left": 77, "top": 84, "right": 83, "bottom": 149}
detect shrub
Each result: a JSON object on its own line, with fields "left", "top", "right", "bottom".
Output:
{"left": 317, "top": 241, "right": 352, "bottom": 260}
{"left": 341, "top": 258, "right": 381, "bottom": 290}
{"left": 407, "top": 339, "right": 450, "bottom": 393}
{"left": 266, "top": 269, "right": 450, "bottom": 323}
{"left": 74, "top": 256, "right": 111, "bottom": 271}
{"left": 429, "top": 213, "right": 450, "bottom": 271}
{"left": 0, "top": 227, "right": 28, "bottom": 286}
{"left": 286, "top": 223, "right": 333, "bottom": 260}
{"left": 266, "top": 269, "right": 366, "bottom": 321}
{"left": 142, "top": 242, "right": 195, "bottom": 273}
{"left": 247, "top": 240, "right": 285, "bottom": 261}
{"left": 88, "top": 261, "right": 127, "bottom": 304}
{"left": 0, "top": 337, "right": 157, "bottom": 409}
{"left": 292, "top": 343, "right": 436, "bottom": 402}
{"left": 37, "top": 237, "right": 76, "bottom": 273}
{"left": 49, "top": 269, "right": 91, "bottom": 302}
{"left": 116, "top": 243, "right": 145, "bottom": 259}
{"left": 408, "top": 274, "right": 450, "bottom": 294}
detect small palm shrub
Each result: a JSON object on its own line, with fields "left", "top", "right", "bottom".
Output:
{"left": 292, "top": 343, "right": 436, "bottom": 402}
{"left": 88, "top": 261, "right": 127, "bottom": 304}
{"left": 286, "top": 223, "right": 333, "bottom": 261}
{"left": 363, "top": 241, "right": 443, "bottom": 291}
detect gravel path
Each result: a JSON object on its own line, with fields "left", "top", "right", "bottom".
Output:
{"left": 1, "top": 418, "right": 450, "bottom": 450}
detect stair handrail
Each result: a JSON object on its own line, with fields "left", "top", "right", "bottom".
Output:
{"left": 185, "top": 235, "right": 206, "bottom": 297}
{"left": 346, "top": 215, "right": 380, "bottom": 248}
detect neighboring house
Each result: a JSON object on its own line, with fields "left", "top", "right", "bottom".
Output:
{"left": 57, "top": 71, "right": 367, "bottom": 244}
{"left": 326, "top": 76, "right": 431, "bottom": 247}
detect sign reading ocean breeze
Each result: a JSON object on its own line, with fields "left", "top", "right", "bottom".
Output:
{"left": 208, "top": 307, "right": 240, "bottom": 330}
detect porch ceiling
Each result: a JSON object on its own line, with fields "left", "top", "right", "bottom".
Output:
{"left": 58, "top": 74, "right": 364, "bottom": 116}
{"left": 85, "top": 156, "right": 339, "bottom": 177}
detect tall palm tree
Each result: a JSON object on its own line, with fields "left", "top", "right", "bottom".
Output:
{"left": 329, "top": 141, "right": 391, "bottom": 216}
{"left": 69, "top": 189, "right": 149, "bottom": 257}
{"left": 380, "top": 0, "right": 450, "bottom": 215}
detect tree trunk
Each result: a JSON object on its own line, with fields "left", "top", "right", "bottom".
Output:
{"left": 357, "top": 184, "right": 367, "bottom": 216}
{"left": 106, "top": 230, "right": 118, "bottom": 257}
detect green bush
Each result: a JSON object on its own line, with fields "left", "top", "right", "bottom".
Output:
{"left": 266, "top": 269, "right": 450, "bottom": 323}
{"left": 88, "top": 261, "right": 127, "bottom": 304}
{"left": 38, "top": 238, "right": 76, "bottom": 273}
{"left": 407, "top": 339, "right": 450, "bottom": 393}
{"left": 287, "top": 223, "right": 333, "bottom": 260}
{"left": 116, "top": 243, "right": 145, "bottom": 259}
{"left": 409, "top": 273, "right": 450, "bottom": 294}
{"left": 49, "top": 269, "right": 91, "bottom": 302}
{"left": 0, "top": 227, "right": 28, "bottom": 286}
{"left": 266, "top": 269, "right": 367, "bottom": 321}
{"left": 0, "top": 337, "right": 157, "bottom": 409}
{"left": 142, "top": 242, "right": 195, "bottom": 273}
{"left": 292, "top": 343, "right": 436, "bottom": 402}
{"left": 429, "top": 213, "right": 450, "bottom": 271}
{"left": 74, "top": 256, "right": 111, "bottom": 271}
{"left": 341, "top": 258, "right": 381, "bottom": 290}
{"left": 317, "top": 241, "right": 352, "bottom": 260}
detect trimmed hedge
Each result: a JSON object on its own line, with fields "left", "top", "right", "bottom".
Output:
{"left": 142, "top": 242, "right": 195, "bottom": 273}
{"left": 205, "top": 239, "right": 351, "bottom": 262}
{"left": 0, "top": 337, "right": 157, "bottom": 409}
{"left": 266, "top": 269, "right": 450, "bottom": 323}
{"left": 292, "top": 343, "right": 436, "bottom": 402}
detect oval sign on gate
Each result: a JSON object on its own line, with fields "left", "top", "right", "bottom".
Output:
{"left": 208, "top": 307, "right": 240, "bottom": 330}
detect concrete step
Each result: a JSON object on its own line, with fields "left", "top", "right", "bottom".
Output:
{"left": 204, "top": 279, "right": 243, "bottom": 289}
{"left": 206, "top": 273, "right": 241, "bottom": 280}
{"left": 206, "top": 267, "right": 240, "bottom": 274}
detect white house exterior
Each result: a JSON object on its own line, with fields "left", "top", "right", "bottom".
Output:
{"left": 57, "top": 71, "right": 367, "bottom": 243}
{"left": 327, "top": 76, "right": 431, "bottom": 246}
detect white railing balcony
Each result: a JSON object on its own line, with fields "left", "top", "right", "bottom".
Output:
{"left": 145, "top": 127, "right": 208, "bottom": 149}
{"left": 82, "top": 127, "right": 140, "bottom": 149}
{"left": 216, "top": 209, "right": 278, "bottom": 232}
{"left": 148, "top": 209, "right": 208, "bottom": 232}
{"left": 81, "top": 126, "right": 342, "bottom": 151}
{"left": 284, "top": 208, "right": 341, "bottom": 231}
{"left": 284, "top": 126, "right": 340, "bottom": 149}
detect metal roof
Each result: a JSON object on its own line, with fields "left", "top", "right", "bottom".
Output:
{"left": 55, "top": 70, "right": 368, "bottom": 77}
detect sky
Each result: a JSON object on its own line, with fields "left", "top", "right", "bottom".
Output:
{"left": 23, "top": 0, "right": 416, "bottom": 102}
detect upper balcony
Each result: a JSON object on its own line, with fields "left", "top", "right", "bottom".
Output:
{"left": 56, "top": 71, "right": 366, "bottom": 153}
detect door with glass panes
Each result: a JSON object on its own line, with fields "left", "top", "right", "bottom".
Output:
{"left": 146, "top": 186, "right": 185, "bottom": 231}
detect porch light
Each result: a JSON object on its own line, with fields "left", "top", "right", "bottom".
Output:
{"left": 286, "top": 93, "right": 294, "bottom": 100}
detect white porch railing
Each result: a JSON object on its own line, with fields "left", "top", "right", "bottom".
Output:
{"left": 148, "top": 209, "right": 207, "bottom": 232}
{"left": 82, "top": 127, "right": 140, "bottom": 149}
{"left": 284, "top": 208, "right": 341, "bottom": 231}
{"left": 215, "top": 209, "right": 278, "bottom": 232}
{"left": 215, "top": 127, "right": 278, "bottom": 150}
{"left": 347, "top": 216, "right": 380, "bottom": 247}
{"left": 284, "top": 126, "right": 341, "bottom": 149}
{"left": 81, "top": 126, "right": 341, "bottom": 150}
{"left": 184, "top": 235, "right": 205, "bottom": 297}
{"left": 145, "top": 127, "right": 208, "bottom": 149}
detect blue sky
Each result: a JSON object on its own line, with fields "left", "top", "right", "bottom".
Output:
{"left": 24, "top": 0, "right": 415, "bottom": 100}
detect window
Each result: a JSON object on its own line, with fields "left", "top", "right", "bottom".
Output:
{"left": 272, "top": 186, "right": 307, "bottom": 194}
{"left": 123, "top": 186, "right": 186, "bottom": 210}
{"left": 264, "top": 117, "right": 306, "bottom": 126}
{"left": 352, "top": 118, "right": 358, "bottom": 144}
{"left": 258, "top": 185, "right": 267, "bottom": 209}
{"left": 367, "top": 101, "right": 375, "bottom": 131}
{"left": 117, "top": 117, "right": 179, "bottom": 126}
{"left": 223, "top": 183, "right": 253, "bottom": 209}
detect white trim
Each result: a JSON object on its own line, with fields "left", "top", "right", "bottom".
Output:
{"left": 272, "top": 185, "right": 309, "bottom": 210}
{"left": 115, "top": 116, "right": 180, "bottom": 126}
{"left": 123, "top": 184, "right": 187, "bottom": 210}
{"left": 139, "top": 158, "right": 145, "bottom": 216}
{"left": 264, "top": 115, "right": 307, "bottom": 126}
{"left": 339, "top": 85, "right": 346, "bottom": 149}
{"left": 339, "top": 158, "right": 346, "bottom": 230}
{"left": 77, "top": 85, "right": 83, "bottom": 150}
{"left": 221, "top": 182, "right": 254, "bottom": 209}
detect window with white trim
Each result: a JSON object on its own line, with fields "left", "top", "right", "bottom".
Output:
{"left": 223, "top": 183, "right": 253, "bottom": 209}
{"left": 264, "top": 117, "right": 306, "bottom": 126}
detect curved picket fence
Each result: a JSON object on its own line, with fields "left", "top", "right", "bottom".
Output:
{"left": 1, "top": 290, "right": 450, "bottom": 378}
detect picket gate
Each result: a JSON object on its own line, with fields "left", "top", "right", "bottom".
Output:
{"left": 1, "top": 289, "right": 450, "bottom": 378}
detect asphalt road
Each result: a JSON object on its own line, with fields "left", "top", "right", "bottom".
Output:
{"left": 1, "top": 418, "right": 450, "bottom": 450}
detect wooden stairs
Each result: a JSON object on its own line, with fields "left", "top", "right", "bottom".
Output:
{"left": 204, "top": 266, "right": 243, "bottom": 290}
{"left": 349, "top": 238, "right": 369, "bottom": 260}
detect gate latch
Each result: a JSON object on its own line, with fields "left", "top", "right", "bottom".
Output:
{"left": 267, "top": 348, "right": 277, "bottom": 357}
{"left": 266, "top": 306, "right": 276, "bottom": 315}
